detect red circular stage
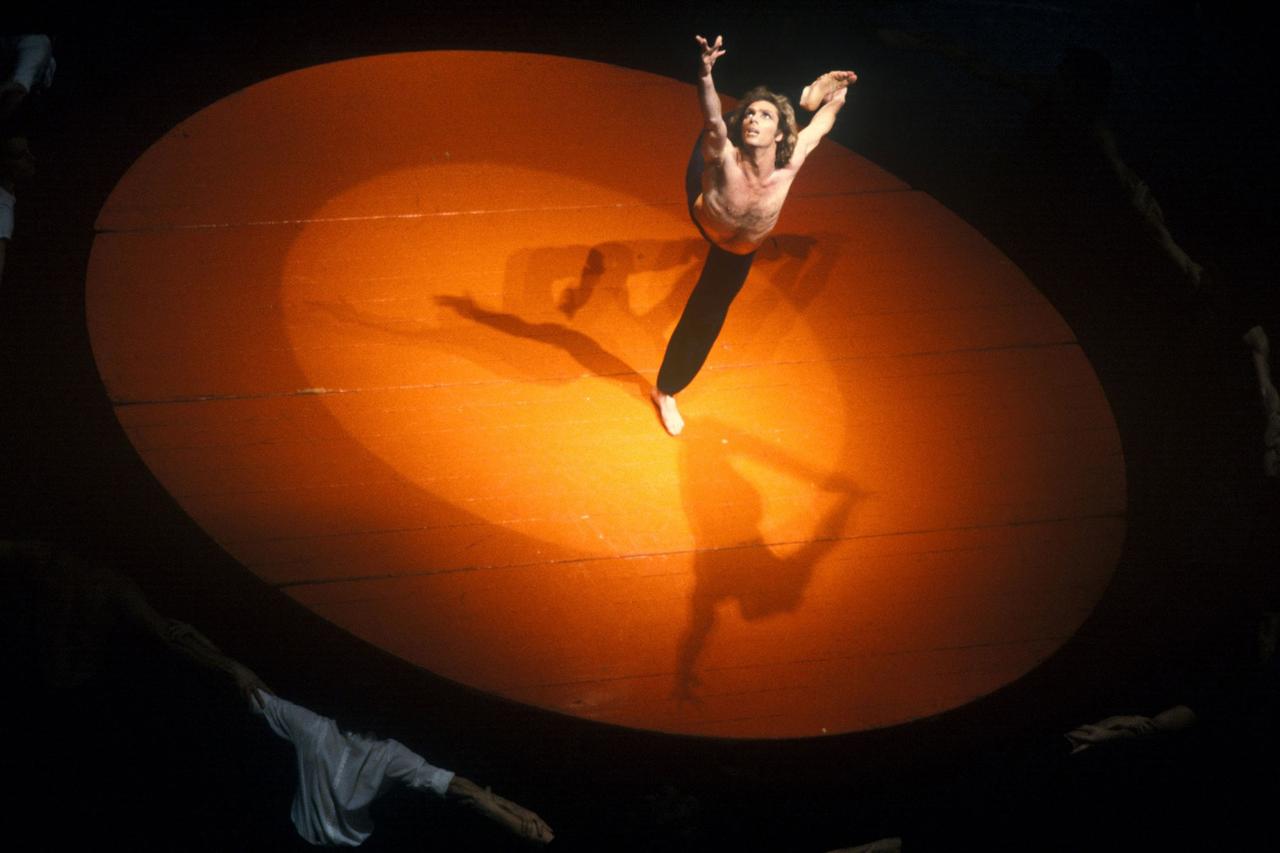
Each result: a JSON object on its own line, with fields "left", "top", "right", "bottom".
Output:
{"left": 86, "top": 52, "right": 1124, "bottom": 738}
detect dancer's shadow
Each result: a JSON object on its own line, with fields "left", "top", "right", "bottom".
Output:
{"left": 673, "top": 417, "right": 866, "bottom": 702}
{"left": 534, "top": 239, "right": 704, "bottom": 324}
{"left": 876, "top": 27, "right": 1209, "bottom": 303}
{"left": 511, "top": 233, "right": 841, "bottom": 339}
{"left": 751, "top": 232, "right": 845, "bottom": 313}
{"left": 309, "top": 293, "right": 649, "bottom": 391}
{"left": 434, "top": 294, "right": 649, "bottom": 393}
{"left": 312, "top": 235, "right": 841, "bottom": 402}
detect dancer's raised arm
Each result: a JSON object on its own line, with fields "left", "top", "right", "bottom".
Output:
{"left": 695, "top": 35, "right": 729, "bottom": 162}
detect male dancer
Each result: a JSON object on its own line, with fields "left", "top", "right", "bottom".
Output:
{"left": 651, "top": 35, "right": 855, "bottom": 435}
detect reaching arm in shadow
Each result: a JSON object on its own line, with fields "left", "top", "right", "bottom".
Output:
{"left": 435, "top": 294, "right": 649, "bottom": 392}
{"left": 310, "top": 294, "right": 649, "bottom": 392}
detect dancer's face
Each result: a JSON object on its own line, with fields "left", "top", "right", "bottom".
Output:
{"left": 741, "top": 101, "right": 782, "bottom": 148}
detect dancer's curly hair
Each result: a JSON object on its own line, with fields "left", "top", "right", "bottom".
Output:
{"left": 726, "top": 87, "right": 797, "bottom": 168}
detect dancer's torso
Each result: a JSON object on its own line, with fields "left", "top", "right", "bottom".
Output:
{"left": 695, "top": 152, "right": 798, "bottom": 254}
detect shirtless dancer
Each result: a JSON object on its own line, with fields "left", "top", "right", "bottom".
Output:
{"left": 651, "top": 35, "right": 855, "bottom": 435}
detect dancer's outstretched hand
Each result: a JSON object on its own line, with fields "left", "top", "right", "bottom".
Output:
{"left": 1065, "top": 715, "right": 1156, "bottom": 754}
{"left": 450, "top": 776, "right": 554, "bottom": 844}
{"left": 695, "top": 34, "right": 726, "bottom": 77}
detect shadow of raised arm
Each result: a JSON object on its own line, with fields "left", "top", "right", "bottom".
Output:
{"left": 435, "top": 293, "right": 649, "bottom": 392}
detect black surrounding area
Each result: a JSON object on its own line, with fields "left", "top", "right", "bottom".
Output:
{"left": 3, "top": 2, "right": 1278, "bottom": 850}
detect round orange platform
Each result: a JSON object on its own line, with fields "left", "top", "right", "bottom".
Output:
{"left": 86, "top": 52, "right": 1124, "bottom": 738}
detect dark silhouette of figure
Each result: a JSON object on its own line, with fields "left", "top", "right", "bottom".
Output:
{"left": 1244, "top": 326, "right": 1279, "bottom": 477}
{"left": 1, "top": 539, "right": 553, "bottom": 846}
{"left": 315, "top": 233, "right": 834, "bottom": 409}
{"left": 673, "top": 420, "right": 863, "bottom": 700}
{"left": 877, "top": 28, "right": 1207, "bottom": 297}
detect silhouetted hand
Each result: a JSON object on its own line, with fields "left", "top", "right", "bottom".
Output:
{"left": 1065, "top": 714, "right": 1157, "bottom": 754}
{"left": 672, "top": 670, "right": 703, "bottom": 704}
{"left": 162, "top": 619, "right": 270, "bottom": 705}
{"left": 449, "top": 776, "right": 554, "bottom": 844}
{"left": 434, "top": 294, "right": 481, "bottom": 319}
{"left": 233, "top": 664, "right": 271, "bottom": 708}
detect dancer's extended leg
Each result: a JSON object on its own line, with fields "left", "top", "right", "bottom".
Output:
{"left": 799, "top": 70, "right": 857, "bottom": 111}
{"left": 652, "top": 135, "right": 757, "bottom": 435}
{"left": 653, "top": 247, "right": 754, "bottom": 434}
{"left": 657, "top": 247, "right": 754, "bottom": 396}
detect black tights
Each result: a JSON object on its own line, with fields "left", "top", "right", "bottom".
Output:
{"left": 655, "top": 137, "right": 757, "bottom": 395}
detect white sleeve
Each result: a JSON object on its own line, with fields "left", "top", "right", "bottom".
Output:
{"left": 252, "top": 689, "right": 326, "bottom": 744}
{"left": 8, "top": 35, "right": 54, "bottom": 91}
{"left": 382, "top": 738, "right": 455, "bottom": 798}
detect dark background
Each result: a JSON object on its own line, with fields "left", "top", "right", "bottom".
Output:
{"left": 3, "top": 2, "right": 1277, "bottom": 849}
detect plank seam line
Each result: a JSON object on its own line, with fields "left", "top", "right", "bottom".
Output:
{"left": 107, "top": 340, "right": 1082, "bottom": 406}
{"left": 507, "top": 634, "right": 1069, "bottom": 690}
{"left": 92, "top": 187, "right": 917, "bottom": 235}
{"left": 271, "top": 509, "right": 1124, "bottom": 589}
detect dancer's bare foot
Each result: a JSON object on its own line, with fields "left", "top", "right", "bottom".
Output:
{"left": 651, "top": 389, "right": 684, "bottom": 436}
{"left": 800, "top": 70, "right": 857, "bottom": 111}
